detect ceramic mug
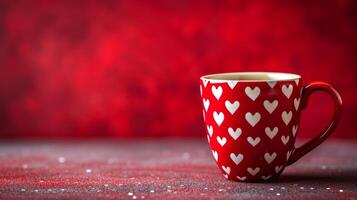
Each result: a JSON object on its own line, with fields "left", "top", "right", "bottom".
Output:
{"left": 200, "top": 72, "right": 342, "bottom": 182}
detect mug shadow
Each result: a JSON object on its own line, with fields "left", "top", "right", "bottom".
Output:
{"left": 269, "top": 169, "right": 357, "bottom": 184}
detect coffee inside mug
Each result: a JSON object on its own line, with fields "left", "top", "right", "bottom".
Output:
{"left": 201, "top": 72, "right": 301, "bottom": 81}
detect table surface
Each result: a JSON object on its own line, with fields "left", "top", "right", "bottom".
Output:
{"left": 0, "top": 139, "right": 356, "bottom": 200}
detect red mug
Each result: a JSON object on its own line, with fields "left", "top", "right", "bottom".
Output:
{"left": 200, "top": 72, "right": 342, "bottom": 182}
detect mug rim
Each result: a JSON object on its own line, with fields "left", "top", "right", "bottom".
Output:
{"left": 200, "top": 72, "right": 301, "bottom": 82}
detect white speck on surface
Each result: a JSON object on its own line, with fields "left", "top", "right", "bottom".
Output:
{"left": 321, "top": 165, "right": 327, "bottom": 170}
{"left": 276, "top": 193, "right": 281, "bottom": 196}
{"left": 104, "top": 184, "right": 109, "bottom": 187}
{"left": 150, "top": 190, "right": 155, "bottom": 193}
{"left": 167, "top": 189, "right": 172, "bottom": 192}
{"left": 269, "top": 188, "right": 274, "bottom": 191}
{"left": 60, "top": 189, "right": 65, "bottom": 192}
{"left": 48, "top": 189, "right": 52, "bottom": 192}
{"left": 39, "top": 180, "right": 44, "bottom": 183}
{"left": 133, "top": 196, "right": 137, "bottom": 199}
{"left": 21, "top": 189, "right": 26, "bottom": 192}
{"left": 204, "top": 187, "right": 208, "bottom": 190}
{"left": 227, "top": 187, "right": 231, "bottom": 189}
{"left": 22, "top": 164, "right": 28, "bottom": 169}
{"left": 218, "top": 189, "right": 225, "bottom": 192}
{"left": 57, "top": 156, "right": 66, "bottom": 163}
{"left": 281, "top": 187, "right": 286, "bottom": 190}
{"left": 128, "top": 192, "right": 133, "bottom": 196}
{"left": 310, "top": 187, "right": 315, "bottom": 190}
{"left": 97, "top": 190, "right": 101, "bottom": 193}
{"left": 86, "top": 169, "right": 92, "bottom": 173}
{"left": 326, "top": 187, "right": 331, "bottom": 190}
{"left": 34, "top": 189, "right": 39, "bottom": 192}
{"left": 167, "top": 185, "right": 171, "bottom": 188}
{"left": 180, "top": 184, "right": 184, "bottom": 187}
{"left": 182, "top": 152, "right": 190, "bottom": 159}
{"left": 339, "top": 189, "right": 344, "bottom": 193}
{"left": 300, "top": 187, "right": 304, "bottom": 189}
{"left": 141, "top": 196, "right": 145, "bottom": 199}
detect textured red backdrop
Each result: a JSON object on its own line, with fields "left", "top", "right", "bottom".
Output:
{"left": 0, "top": 0, "right": 356, "bottom": 138}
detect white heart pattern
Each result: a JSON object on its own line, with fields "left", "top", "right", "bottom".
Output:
{"left": 202, "top": 79, "right": 209, "bottom": 87}
{"left": 263, "top": 100, "right": 278, "bottom": 114}
{"left": 217, "top": 136, "right": 227, "bottom": 147}
{"left": 281, "top": 84, "right": 293, "bottom": 99}
{"left": 261, "top": 175, "right": 272, "bottom": 180}
{"left": 230, "top": 153, "right": 244, "bottom": 165}
{"left": 227, "top": 81, "right": 238, "bottom": 90}
{"left": 292, "top": 125, "right": 298, "bottom": 137}
{"left": 236, "top": 176, "right": 247, "bottom": 181}
{"left": 228, "top": 127, "right": 242, "bottom": 140}
{"left": 225, "top": 100, "right": 239, "bottom": 115}
{"left": 266, "top": 81, "right": 277, "bottom": 89}
{"left": 275, "top": 165, "right": 283, "bottom": 173}
{"left": 247, "top": 137, "right": 261, "bottom": 147}
{"left": 265, "top": 127, "right": 278, "bottom": 139}
{"left": 282, "top": 111, "right": 292, "bottom": 125}
{"left": 203, "top": 98, "right": 210, "bottom": 112}
{"left": 212, "top": 86, "right": 223, "bottom": 100}
{"left": 207, "top": 134, "right": 210, "bottom": 143}
{"left": 245, "top": 112, "right": 261, "bottom": 127}
{"left": 247, "top": 167, "right": 260, "bottom": 176}
{"left": 264, "top": 152, "right": 277, "bottom": 164}
{"left": 213, "top": 111, "right": 224, "bottom": 126}
{"left": 294, "top": 98, "right": 300, "bottom": 111}
{"left": 212, "top": 150, "right": 218, "bottom": 162}
{"left": 207, "top": 125, "right": 213, "bottom": 137}
{"left": 222, "top": 166, "right": 231, "bottom": 174}
{"left": 245, "top": 86, "right": 260, "bottom": 101}
{"left": 281, "top": 135, "right": 290, "bottom": 145}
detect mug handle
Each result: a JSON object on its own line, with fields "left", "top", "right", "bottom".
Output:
{"left": 287, "top": 82, "right": 343, "bottom": 165}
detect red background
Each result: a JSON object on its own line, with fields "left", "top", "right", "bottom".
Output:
{"left": 0, "top": 0, "right": 356, "bottom": 138}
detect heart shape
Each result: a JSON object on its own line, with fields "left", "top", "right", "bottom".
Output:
{"left": 236, "top": 176, "right": 247, "bottom": 181}
{"left": 217, "top": 136, "right": 227, "bottom": 147}
{"left": 225, "top": 100, "right": 239, "bottom": 115}
{"left": 264, "top": 152, "right": 277, "bottom": 164}
{"left": 266, "top": 81, "right": 277, "bottom": 89}
{"left": 203, "top": 98, "right": 210, "bottom": 112}
{"left": 202, "top": 79, "right": 209, "bottom": 87}
{"left": 222, "top": 166, "right": 231, "bottom": 174}
{"left": 265, "top": 127, "right": 278, "bottom": 139}
{"left": 230, "top": 153, "right": 244, "bottom": 165}
{"left": 245, "top": 86, "right": 260, "bottom": 101}
{"left": 263, "top": 100, "right": 278, "bottom": 114}
{"left": 227, "top": 81, "right": 238, "bottom": 90}
{"left": 207, "top": 125, "right": 213, "bottom": 137}
{"left": 212, "top": 86, "right": 223, "bottom": 100}
{"left": 245, "top": 112, "right": 261, "bottom": 127}
{"left": 247, "top": 167, "right": 260, "bottom": 176}
{"left": 281, "top": 84, "right": 293, "bottom": 99}
{"left": 261, "top": 175, "right": 272, "bottom": 180}
{"left": 275, "top": 165, "right": 283, "bottom": 173}
{"left": 212, "top": 150, "right": 218, "bottom": 162}
{"left": 228, "top": 127, "right": 242, "bottom": 140}
{"left": 281, "top": 135, "right": 290, "bottom": 145}
{"left": 292, "top": 125, "right": 298, "bottom": 137}
{"left": 213, "top": 111, "right": 224, "bottom": 126}
{"left": 281, "top": 111, "right": 292, "bottom": 125}
{"left": 294, "top": 98, "right": 300, "bottom": 111}
{"left": 247, "top": 137, "right": 261, "bottom": 147}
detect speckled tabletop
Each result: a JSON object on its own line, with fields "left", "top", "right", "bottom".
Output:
{"left": 0, "top": 139, "right": 356, "bottom": 200}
